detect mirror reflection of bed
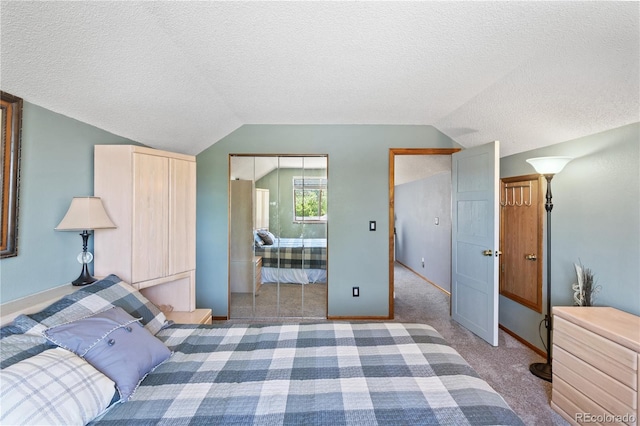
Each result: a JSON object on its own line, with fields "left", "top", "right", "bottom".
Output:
{"left": 229, "top": 155, "right": 327, "bottom": 319}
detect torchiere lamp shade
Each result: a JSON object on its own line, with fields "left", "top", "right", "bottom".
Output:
{"left": 525, "top": 156, "right": 573, "bottom": 175}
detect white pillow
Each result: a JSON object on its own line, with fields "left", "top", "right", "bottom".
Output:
{"left": 0, "top": 347, "right": 116, "bottom": 425}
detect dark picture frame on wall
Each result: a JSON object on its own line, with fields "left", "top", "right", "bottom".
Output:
{"left": 1, "top": 91, "right": 23, "bottom": 258}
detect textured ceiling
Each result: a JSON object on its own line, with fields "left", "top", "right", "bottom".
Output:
{"left": 1, "top": 1, "right": 638, "bottom": 156}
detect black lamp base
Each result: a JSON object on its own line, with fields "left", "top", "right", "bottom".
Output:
{"left": 530, "top": 362, "right": 552, "bottom": 382}
{"left": 72, "top": 263, "right": 97, "bottom": 286}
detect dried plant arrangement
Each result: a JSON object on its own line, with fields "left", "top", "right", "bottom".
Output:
{"left": 572, "top": 261, "right": 601, "bottom": 306}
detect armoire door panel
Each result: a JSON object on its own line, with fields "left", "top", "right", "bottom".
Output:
{"left": 132, "top": 153, "right": 169, "bottom": 283}
{"left": 169, "top": 158, "right": 196, "bottom": 275}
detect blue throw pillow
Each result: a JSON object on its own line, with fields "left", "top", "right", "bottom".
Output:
{"left": 257, "top": 229, "right": 274, "bottom": 245}
{"left": 254, "top": 230, "right": 264, "bottom": 247}
{"left": 43, "top": 306, "right": 171, "bottom": 402}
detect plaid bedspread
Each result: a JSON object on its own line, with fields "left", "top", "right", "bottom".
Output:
{"left": 93, "top": 322, "right": 522, "bottom": 425}
{"left": 256, "top": 238, "right": 327, "bottom": 269}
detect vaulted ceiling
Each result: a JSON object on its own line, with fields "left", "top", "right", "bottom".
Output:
{"left": 1, "top": 1, "right": 638, "bottom": 156}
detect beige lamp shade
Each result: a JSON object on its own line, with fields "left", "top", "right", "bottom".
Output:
{"left": 55, "top": 197, "right": 116, "bottom": 231}
{"left": 526, "top": 156, "right": 573, "bottom": 175}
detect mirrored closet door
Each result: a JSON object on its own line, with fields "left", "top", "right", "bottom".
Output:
{"left": 229, "top": 155, "right": 328, "bottom": 319}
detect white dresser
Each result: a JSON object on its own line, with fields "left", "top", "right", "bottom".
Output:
{"left": 552, "top": 306, "right": 639, "bottom": 426}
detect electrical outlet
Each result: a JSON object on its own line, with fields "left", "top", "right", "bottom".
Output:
{"left": 352, "top": 287, "right": 360, "bottom": 297}
{"left": 421, "top": 258, "right": 425, "bottom": 268}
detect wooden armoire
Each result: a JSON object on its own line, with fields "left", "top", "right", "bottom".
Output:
{"left": 94, "top": 145, "right": 210, "bottom": 324}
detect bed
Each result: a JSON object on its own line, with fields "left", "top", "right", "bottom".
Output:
{"left": 255, "top": 237, "right": 327, "bottom": 284}
{"left": 0, "top": 275, "right": 523, "bottom": 425}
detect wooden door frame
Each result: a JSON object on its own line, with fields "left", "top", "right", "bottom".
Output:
{"left": 388, "top": 148, "right": 461, "bottom": 318}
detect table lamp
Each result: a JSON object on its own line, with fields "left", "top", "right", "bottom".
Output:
{"left": 55, "top": 196, "right": 116, "bottom": 286}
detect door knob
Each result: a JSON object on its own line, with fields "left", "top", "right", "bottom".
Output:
{"left": 525, "top": 254, "right": 537, "bottom": 261}
{"left": 482, "top": 249, "right": 493, "bottom": 256}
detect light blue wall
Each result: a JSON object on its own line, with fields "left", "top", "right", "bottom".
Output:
{"left": 395, "top": 171, "right": 452, "bottom": 292}
{"left": 0, "top": 102, "right": 139, "bottom": 303}
{"left": 196, "top": 125, "right": 461, "bottom": 318}
{"left": 499, "top": 122, "right": 640, "bottom": 350}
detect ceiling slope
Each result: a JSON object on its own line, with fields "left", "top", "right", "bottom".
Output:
{"left": 1, "top": 1, "right": 638, "bottom": 156}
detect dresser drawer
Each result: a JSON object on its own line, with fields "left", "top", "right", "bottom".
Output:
{"left": 554, "top": 345, "right": 636, "bottom": 415}
{"left": 552, "top": 377, "right": 617, "bottom": 426}
{"left": 166, "top": 308, "right": 212, "bottom": 325}
{"left": 555, "top": 316, "right": 637, "bottom": 389}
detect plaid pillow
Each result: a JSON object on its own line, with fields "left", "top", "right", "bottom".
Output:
{"left": 16, "top": 275, "right": 167, "bottom": 336}
{"left": 0, "top": 319, "right": 50, "bottom": 369}
{"left": 0, "top": 347, "right": 116, "bottom": 425}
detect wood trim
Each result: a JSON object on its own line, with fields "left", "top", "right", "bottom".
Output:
{"left": 1, "top": 91, "right": 23, "bottom": 258}
{"left": 388, "top": 148, "right": 461, "bottom": 320}
{"left": 391, "top": 148, "right": 461, "bottom": 156}
{"left": 227, "top": 154, "right": 232, "bottom": 319}
{"left": 325, "top": 155, "right": 329, "bottom": 319}
{"left": 499, "top": 323, "right": 546, "bottom": 357}
{"left": 328, "top": 316, "right": 390, "bottom": 321}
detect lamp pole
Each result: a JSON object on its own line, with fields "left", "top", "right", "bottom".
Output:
{"left": 525, "top": 156, "right": 572, "bottom": 383}
{"left": 530, "top": 173, "right": 554, "bottom": 381}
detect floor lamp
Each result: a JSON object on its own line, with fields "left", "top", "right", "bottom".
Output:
{"left": 526, "top": 156, "right": 572, "bottom": 382}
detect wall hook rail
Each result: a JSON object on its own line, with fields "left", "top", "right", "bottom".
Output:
{"left": 500, "top": 182, "right": 532, "bottom": 207}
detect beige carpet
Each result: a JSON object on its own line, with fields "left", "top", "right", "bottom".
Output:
{"left": 392, "top": 262, "right": 568, "bottom": 426}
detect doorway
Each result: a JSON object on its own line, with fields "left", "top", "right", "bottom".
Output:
{"left": 390, "top": 144, "right": 501, "bottom": 346}
{"left": 388, "top": 148, "right": 460, "bottom": 318}
{"left": 229, "top": 155, "right": 328, "bottom": 319}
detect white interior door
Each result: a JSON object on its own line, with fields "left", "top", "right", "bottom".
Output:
{"left": 451, "top": 141, "right": 500, "bottom": 346}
